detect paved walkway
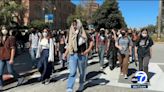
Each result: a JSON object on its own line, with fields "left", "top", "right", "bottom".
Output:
{"left": 3, "top": 43, "right": 164, "bottom": 92}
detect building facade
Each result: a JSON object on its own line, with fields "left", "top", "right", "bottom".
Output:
{"left": 86, "top": 1, "right": 99, "bottom": 24}
{"left": 21, "top": 0, "right": 76, "bottom": 29}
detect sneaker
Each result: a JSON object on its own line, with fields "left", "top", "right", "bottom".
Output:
{"left": 44, "top": 79, "right": 50, "bottom": 85}
{"left": 124, "top": 75, "right": 128, "bottom": 79}
{"left": 17, "top": 77, "right": 25, "bottom": 86}
{"left": 109, "top": 65, "right": 114, "bottom": 70}
{"left": 120, "top": 72, "right": 123, "bottom": 76}
{"left": 67, "top": 88, "right": 73, "bottom": 92}
{"left": 42, "top": 80, "right": 45, "bottom": 84}
{"left": 77, "top": 83, "right": 84, "bottom": 92}
{"left": 0, "top": 86, "right": 3, "bottom": 91}
{"left": 100, "top": 67, "right": 103, "bottom": 70}
{"left": 32, "top": 65, "right": 37, "bottom": 69}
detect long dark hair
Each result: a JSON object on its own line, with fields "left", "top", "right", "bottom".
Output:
{"left": 139, "top": 28, "right": 149, "bottom": 46}
{"left": 0, "top": 27, "right": 9, "bottom": 46}
{"left": 41, "top": 28, "right": 52, "bottom": 40}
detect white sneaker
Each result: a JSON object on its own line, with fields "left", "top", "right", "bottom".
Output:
{"left": 67, "top": 88, "right": 73, "bottom": 92}
{"left": 124, "top": 75, "right": 128, "bottom": 79}
{"left": 120, "top": 72, "right": 123, "bottom": 76}
{"left": 77, "top": 83, "right": 84, "bottom": 91}
{"left": 0, "top": 86, "right": 3, "bottom": 91}
{"left": 100, "top": 67, "right": 103, "bottom": 70}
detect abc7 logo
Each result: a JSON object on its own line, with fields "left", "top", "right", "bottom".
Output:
{"left": 131, "top": 71, "right": 148, "bottom": 84}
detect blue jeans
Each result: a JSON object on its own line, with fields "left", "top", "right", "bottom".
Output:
{"left": 38, "top": 49, "right": 52, "bottom": 81}
{"left": 98, "top": 45, "right": 105, "bottom": 67}
{"left": 30, "top": 48, "right": 38, "bottom": 66}
{"left": 0, "top": 60, "right": 20, "bottom": 86}
{"left": 67, "top": 53, "right": 87, "bottom": 90}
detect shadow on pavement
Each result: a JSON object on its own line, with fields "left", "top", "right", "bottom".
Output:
{"left": 86, "top": 71, "right": 106, "bottom": 81}
{"left": 127, "top": 68, "right": 137, "bottom": 76}
{"left": 79, "top": 78, "right": 109, "bottom": 92}
{"left": 50, "top": 73, "right": 69, "bottom": 82}
{"left": 22, "top": 78, "right": 40, "bottom": 86}
{"left": 148, "top": 72, "right": 155, "bottom": 80}
{"left": 88, "top": 61, "right": 99, "bottom": 66}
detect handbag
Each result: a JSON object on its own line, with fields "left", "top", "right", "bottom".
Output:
{"left": 0, "top": 46, "right": 11, "bottom": 60}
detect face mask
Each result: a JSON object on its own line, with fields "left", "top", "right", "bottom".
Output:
{"left": 21, "top": 32, "right": 26, "bottom": 36}
{"left": 9, "top": 31, "right": 13, "bottom": 36}
{"left": 32, "top": 30, "right": 36, "bottom": 34}
{"left": 75, "top": 29, "right": 79, "bottom": 34}
{"left": 42, "top": 32, "right": 48, "bottom": 37}
{"left": 128, "top": 33, "right": 132, "bottom": 36}
{"left": 2, "top": 29, "right": 8, "bottom": 35}
{"left": 121, "top": 32, "right": 126, "bottom": 36}
{"left": 100, "top": 36, "right": 105, "bottom": 40}
{"left": 142, "top": 33, "right": 147, "bottom": 38}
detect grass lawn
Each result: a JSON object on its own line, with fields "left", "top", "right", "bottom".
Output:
{"left": 151, "top": 34, "right": 164, "bottom": 42}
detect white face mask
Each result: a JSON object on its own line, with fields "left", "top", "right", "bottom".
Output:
{"left": 2, "top": 29, "right": 8, "bottom": 35}
{"left": 9, "top": 31, "right": 13, "bottom": 36}
{"left": 75, "top": 29, "right": 79, "bottom": 34}
{"left": 21, "top": 32, "right": 26, "bottom": 36}
{"left": 42, "top": 32, "right": 48, "bottom": 37}
{"left": 100, "top": 36, "right": 105, "bottom": 40}
{"left": 142, "top": 33, "right": 147, "bottom": 37}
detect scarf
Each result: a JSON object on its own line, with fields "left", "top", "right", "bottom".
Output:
{"left": 68, "top": 19, "right": 87, "bottom": 54}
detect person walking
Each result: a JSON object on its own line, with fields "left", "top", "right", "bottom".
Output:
{"left": 64, "top": 19, "right": 93, "bottom": 92}
{"left": 36, "top": 28, "right": 54, "bottom": 84}
{"left": 107, "top": 29, "right": 117, "bottom": 70}
{"left": 115, "top": 28, "right": 133, "bottom": 79}
{"left": 58, "top": 30, "right": 66, "bottom": 68}
{"left": 29, "top": 28, "right": 41, "bottom": 69}
{"left": 135, "top": 29, "right": 154, "bottom": 82}
{"left": 0, "top": 26, "right": 24, "bottom": 91}
{"left": 96, "top": 28, "right": 108, "bottom": 70}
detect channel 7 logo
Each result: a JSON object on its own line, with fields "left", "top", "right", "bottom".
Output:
{"left": 131, "top": 71, "right": 148, "bottom": 88}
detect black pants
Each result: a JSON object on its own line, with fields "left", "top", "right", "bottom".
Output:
{"left": 138, "top": 55, "right": 150, "bottom": 78}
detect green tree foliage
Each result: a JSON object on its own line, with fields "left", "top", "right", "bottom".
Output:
{"left": 92, "top": 0, "right": 127, "bottom": 29}
{"left": 67, "top": 4, "right": 88, "bottom": 29}
{"left": 142, "top": 24, "right": 157, "bottom": 33}
{"left": 29, "top": 20, "right": 48, "bottom": 31}
{"left": 0, "top": 1, "right": 23, "bottom": 26}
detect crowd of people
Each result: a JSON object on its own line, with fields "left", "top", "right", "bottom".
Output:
{"left": 0, "top": 19, "right": 154, "bottom": 92}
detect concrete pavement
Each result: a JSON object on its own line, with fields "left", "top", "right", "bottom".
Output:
{"left": 2, "top": 43, "right": 164, "bottom": 92}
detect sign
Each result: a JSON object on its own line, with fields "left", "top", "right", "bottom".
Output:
{"left": 131, "top": 71, "right": 148, "bottom": 89}
{"left": 135, "top": 71, "right": 147, "bottom": 84}
{"left": 45, "top": 14, "right": 54, "bottom": 23}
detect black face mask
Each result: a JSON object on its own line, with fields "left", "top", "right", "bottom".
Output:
{"left": 32, "top": 31, "right": 36, "bottom": 34}
{"left": 128, "top": 33, "right": 132, "bottom": 36}
{"left": 121, "top": 32, "right": 126, "bottom": 36}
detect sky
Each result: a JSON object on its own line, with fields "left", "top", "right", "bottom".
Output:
{"left": 71, "top": 0, "right": 159, "bottom": 29}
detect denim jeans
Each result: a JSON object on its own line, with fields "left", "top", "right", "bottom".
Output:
{"left": 67, "top": 53, "right": 87, "bottom": 91}
{"left": 0, "top": 60, "right": 20, "bottom": 86}
{"left": 30, "top": 48, "right": 38, "bottom": 66}
{"left": 38, "top": 49, "right": 52, "bottom": 81}
{"left": 98, "top": 45, "right": 105, "bottom": 67}
{"left": 132, "top": 47, "right": 135, "bottom": 61}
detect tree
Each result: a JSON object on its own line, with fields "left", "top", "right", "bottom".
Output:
{"left": 29, "top": 20, "right": 48, "bottom": 31}
{"left": 92, "top": 0, "right": 127, "bottom": 29}
{"left": 0, "top": 1, "right": 23, "bottom": 26}
{"left": 67, "top": 4, "right": 88, "bottom": 29}
{"left": 142, "top": 24, "right": 157, "bottom": 33}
